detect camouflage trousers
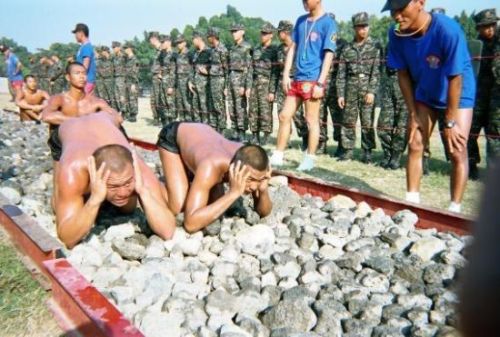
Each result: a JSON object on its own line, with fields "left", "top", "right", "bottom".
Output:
{"left": 49, "top": 79, "right": 65, "bottom": 96}
{"left": 378, "top": 86, "right": 408, "bottom": 155}
{"left": 114, "top": 76, "right": 127, "bottom": 114}
{"left": 228, "top": 71, "right": 248, "bottom": 132}
{"left": 327, "top": 86, "right": 341, "bottom": 143}
{"left": 161, "top": 80, "right": 177, "bottom": 124}
{"left": 150, "top": 77, "right": 165, "bottom": 123}
{"left": 125, "top": 80, "right": 139, "bottom": 120}
{"left": 468, "top": 93, "right": 500, "bottom": 166}
{"left": 176, "top": 77, "right": 193, "bottom": 122}
{"left": 341, "top": 89, "right": 376, "bottom": 150}
{"left": 249, "top": 75, "right": 273, "bottom": 134}
{"left": 191, "top": 75, "right": 210, "bottom": 124}
{"left": 96, "top": 78, "right": 114, "bottom": 107}
{"left": 209, "top": 76, "right": 227, "bottom": 131}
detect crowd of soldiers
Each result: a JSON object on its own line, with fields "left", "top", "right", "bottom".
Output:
{"left": 21, "top": 7, "right": 499, "bottom": 176}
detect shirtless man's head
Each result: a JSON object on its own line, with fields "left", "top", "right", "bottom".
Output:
{"left": 229, "top": 145, "right": 270, "bottom": 194}
{"left": 15, "top": 75, "right": 50, "bottom": 122}
{"left": 24, "top": 75, "right": 38, "bottom": 91}
{"left": 92, "top": 144, "right": 135, "bottom": 207}
{"left": 65, "top": 62, "right": 87, "bottom": 90}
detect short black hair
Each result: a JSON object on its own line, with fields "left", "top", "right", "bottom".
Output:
{"left": 65, "top": 61, "right": 85, "bottom": 74}
{"left": 92, "top": 144, "right": 133, "bottom": 173}
{"left": 24, "top": 74, "right": 35, "bottom": 82}
{"left": 230, "top": 145, "right": 269, "bottom": 171}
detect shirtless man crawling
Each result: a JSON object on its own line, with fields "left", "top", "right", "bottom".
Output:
{"left": 15, "top": 75, "right": 50, "bottom": 122}
{"left": 41, "top": 62, "right": 125, "bottom": 207}
{"left": 56, "top": 112, "right": 175, "bottom": 248}
{"left": 157, "top": 122, "right": 273, "bottom": 233}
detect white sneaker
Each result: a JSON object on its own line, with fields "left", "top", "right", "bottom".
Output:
{"left": 297, "top": 154, "right": 315, "bottom": 171}
{"left": 270, "top": 151, "right": 284, "bottom": 166}
{"left": 448, "top": 202, "right": 461, "bottom": 213}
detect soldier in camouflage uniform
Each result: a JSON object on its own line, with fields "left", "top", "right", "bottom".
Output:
{"left": 189, "top": 31, "right": 211, "bottom": 124}
{"left": 49, "top": 55, "right": 65, "bottom": 94}
{"left": 207, "top": 27, "right": 228, "bottom": 133}
{"left": 249, "top": 23, "right": 279, "bottom": 146}
{"left": 377, "top": 45, "right": 408, "bottom": 170}
{"left": 28, "top": 55, "right": 41, "bottom": 82}
{"left": 38, "top": 56, "right": 51, "bottom": 92}
{"left": 160, "top": 35, "right": 177, "bottom": 124}
{"left": 95, "top": 46, "right": 115, "bottom": 106}
{"left": 468, "top": 9, "right": 500, "bottom": 179}
{"left": 123, "top": 43, "right": 140, "bottom": 122}
{"left": 336, "top": 12, "right": 381, "bottom": 163}
{"left": 174, "top": 35, "right": 194, "bottom": 122}
{"left": 228, "top": 23, "right": 253, "bottom": 142}
{"left": 149, "top": 32, "right": 164, "bottom": 125}
{"left": 112, "top": 41, "right": 127, "bottom": 114}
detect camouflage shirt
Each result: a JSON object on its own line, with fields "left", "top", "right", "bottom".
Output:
{"left": 124, "top": 54, "right": 140, "bottom": 83}
{"left": 277, "top": 43, "right": 296, "bottom": 79}
{"left": 228, "top": 40, "right": 253, "bottom": 88}
{"left": 175, "top": 49, "right": 193, "bottom": 77}
{"left": 252, "top": 44, "right": 279, "bottom": 94}
{"left": 161, "top": 50, "right": 176, "bottom": 88}
{"left": 191, "top": 47, "right": 211, "bottom": 81}
{"left": 151, "top": 48, "right": 162, "bottom": 76}
{"left": 112, "top": 53, "right": 127, "bottom": 77}
{"left": 209, "top": 42, "right": 228, "bottom": 78}
{"left": 96, "top": 57, "right": 114, "bottom": 79}
{"left": 477, "top": 34, "right": 499, "bottom": 91}
{"left": 336, "top": 37, "right": 381, "bottom": 97}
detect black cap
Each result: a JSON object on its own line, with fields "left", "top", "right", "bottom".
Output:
{"left": 112, "top": 41, "right": 122, "bottom": 48}
{"left": 381, "top": 0, "right": 411, "bottom": 12}
{"left": 71, "top": 23, "right": 89, "bottom": 36}
{"left": 207, "top": 27, "right": 220, "bottom": 38}
{"left": 192, "top": 30, "right": 203, "bottom": 39}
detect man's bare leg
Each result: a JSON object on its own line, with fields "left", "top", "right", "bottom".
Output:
{"left": 159, "top": 148, "right": 189, "bottom": 214}
{"left": 304, "top": 98, "right": 321, "bottom": 155}
{"left": 407, "top": 103, "right": 437, "bottom": 199}
{"left": 51, "top": 161, "right": 60, "bottom": 212}
{"left": 448, "top": 108, "right": 473, "bottom": 204}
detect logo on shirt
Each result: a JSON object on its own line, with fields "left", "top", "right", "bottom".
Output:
{"left": 310, "top": 31, "right": 319, "bottom": 42}
{"left": 426, "top": 55, "right": 441, "bottom": 69}
{"left": 331, "top": 33, "right": 337, "bottom": 43}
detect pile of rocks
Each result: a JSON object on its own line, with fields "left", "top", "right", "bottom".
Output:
{"left": 0, "top": 110, "right": 469, "bottom": 337}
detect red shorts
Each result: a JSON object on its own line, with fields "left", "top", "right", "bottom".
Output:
{"left": 287, "top": 80, "right": 317, "bottom": 101}
{"left": 10, "top": 80, "right": 23, "bottom": 90}
{"left": 85, "top": 82, "right": 95, "bottom": 94}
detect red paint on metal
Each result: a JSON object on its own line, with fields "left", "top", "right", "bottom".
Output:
{"left": 44, "top": 259, "right": 144, "bottom": 337}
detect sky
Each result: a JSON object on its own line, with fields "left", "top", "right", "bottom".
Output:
{"left": 1, "top": 0, "right": 498, "bottom": 52}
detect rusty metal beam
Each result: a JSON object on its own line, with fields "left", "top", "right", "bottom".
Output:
{"left": 44, "top": 259, "right": 144, "bottom": 337}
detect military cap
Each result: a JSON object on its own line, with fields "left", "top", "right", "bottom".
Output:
{"left": 430, "top": 8, "right": 446, "bottom": 14}
{"left": 277, "top": 20, "right": 293, "bottom": 32}
{"left": 207, "top": 27, "right": 220, "bottom": 38}
{"left": 148, "top": 31, "right": 160, "bottom": 39}
{"left": 230, "top": 23, "right": 245, "bottom": 31}
{"left": 71, "top": 23, "right": 89, "bottom": 35}
{"left": 474, "top": 9, "right": 499, "bottom": 27}
{"left": 192, "top": 30, "right": 203, "bottom": 39}
{"left": 101, "top": 46, "right": 110, "bottom": 52}
{"left": 175, "top": 34, "right": 186, "bottom": 44}
{"left": 159, "top": 34, "right": 170, "bottom": 43}
{"left": 123, "top": 42, "right": 133, "bottom": 49}
{"left": 352, "top": 12, "right": 369, "bottom": 26}
{"left": 261, "top": 23, "right": 275, "bottom": 34}
{"left": 381, "top": 0, "right": 411, "bottom": 12}
{"left": 112, "top": 41, "right": 121, "bottom": 48}
{"left": 94, "top": 46, "right": 102, "bottom": 52}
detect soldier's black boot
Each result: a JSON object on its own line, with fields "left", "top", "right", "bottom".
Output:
{"left": 249, "top": 132, "right": 259, "bottom": 145}
{"left": 469, "top": 162, "right": 479, "bottom": 180}
{"left": 317, "top": 141, "right": 328, "bottom": 155}
{"left": 422, "top": 156, "right": 430, "bottom": 176}
{"left": 301, "top": 136, "right": 308, "bottom": 152}
{"left": 361, "top": 149, "right": 372, "bottom": 164}
{"left": 338, "top": 149, "right": 353, "bottom": 161}
{"left": 388, "top": 151, "right": 402, "bottom": 170}
{"left": 260, "top": 132, "right": 271, "bottom": 146}
{"left": 380, "top": 149, "right": 391, "bottom": 168}
{"left": 331, "top": 145, "right": 344, "bottom": 158}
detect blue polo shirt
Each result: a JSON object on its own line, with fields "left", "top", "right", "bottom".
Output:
{"left": 6, "top": 53, "right": 23, "bottom": 81}
{"left": 292, "top": 13, "right": 337, "bottom": 81}
{"left": 387, "top": 13, "right": 475, "bottom": 109}
{"left": 76, "top": 41, "right": 96, "bottom": 84}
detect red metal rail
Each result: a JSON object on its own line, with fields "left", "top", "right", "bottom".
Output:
{"left": 130, "top": 137, "right": 472, "bottom": 235}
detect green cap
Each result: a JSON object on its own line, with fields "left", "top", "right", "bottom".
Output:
{"left": 261, "top": 23, "right": 275, "bottom": 34}
{"left": 230, "top": 23, "right": 245, "bottom": 31}
{"left": 159, "top": 34, "right": 171, "bottom": 43}
{"left": 207, "top": 27, "right": 220, "bottom": 38}
{"left": 123, "top": 42, "right": 133, "bottom": 49}
{"left": 192, "top": 30, "right": 203, "bottom": 39}
{"left": 111, "top": 41, "right": 121, "bottom": 48}
{"left": 277, "top": 20, "right": 293, "bottom": 32}
{"left": 175, "top": 34, "right": 186, "bottom": 44}
{"left": 148, "top": 31, "right": 160, "bottom": 39}
{"left": 352, "top": 12, "right": 369, "bottom": 26}
{"left": 474, "top": 9, "right": 499, "bottom": 27}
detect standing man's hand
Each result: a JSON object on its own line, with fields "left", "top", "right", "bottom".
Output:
{"left": 407, "top": 114, "right": 420, "bottom": 145}
{"left": 245, "top": 88, "right": 251, "bottom": 98}
{"left": 238, "top": 87, "right": 245, "bottom": 97}
{"left": 223, "top": 88, "right": 228, "bottom": 97}
{"left": 188, "top": 82, "right": 195, "bottom": 94}
{"left": 312, "top": 85, "right": 324, "bottom": 99}
{"left": 365, "top": 93, "right": 375, "bottom": 105}
{"left": 267, "top": 93, "right": 275, "bottom": 102}
{"left": 338, "top": 97, "right": 345, "bottom": 109}
{"left": 282, "top": 76, "right": 292, "bottom": 94}
{"left": 228, "top": 161, "right": 251, "bottom": 197}
{"left": 167, "top": 88, "right": 174, "bottom": 95}
{"left": 131, "top": 84, "right": 137, "bottom": 94}
{"left": 257, "top": 168, "right": 272, "bottom": 194}
{"left": 87, "top": 156, "right": 110, "bottom": 205}
{"left": 444, "top": 123, "right": 467, "bottom": 154}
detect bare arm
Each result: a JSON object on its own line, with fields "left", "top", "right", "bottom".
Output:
{"left": 283, "top": 43, "right": 296, "bottom": 80}
{"left": 82, "top": 57, "right": 90, "bottom": 70}
{"left": 41, "top": 95, "right": 73, "bottom": 125}
{"left": 397, "top": 69, "right": 419, "bottom": 144}
{"left": 252, "top": 189, "right": 272, "bottom": 217}
{"left": 317, "top": 51, "right": 334, "bottom": 84}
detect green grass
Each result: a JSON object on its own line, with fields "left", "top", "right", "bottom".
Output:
{"left": 0, "top": 229, "right": 62, "bottom": 337}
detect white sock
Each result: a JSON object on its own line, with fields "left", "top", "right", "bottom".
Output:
{"left": 448, "top": 202, "right": 461, "bottom": 213}
{"left": 406, "top": 192, "right": 421, "bottom": 204}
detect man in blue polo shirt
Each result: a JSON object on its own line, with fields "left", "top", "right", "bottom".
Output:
{"left": 383, "top": 0, "right": 476, "bottom": 213}
{"left": 72, "top": 23, "right": 96, "bottom": 94}
{"left": 270, "top": 0, "right": 337, "bottom": 171}
{"left": 1, "top": 45, "right": 24, "bottom": 100}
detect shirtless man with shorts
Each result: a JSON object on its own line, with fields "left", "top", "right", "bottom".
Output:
{"left": 15, "top": 75, "right": 50, "bottom": 122}
{"left": 56, "top": 112, "right": 175, "bottom": 248}
{"left": 157, "top": 122, "right": 273, "bottom": 233}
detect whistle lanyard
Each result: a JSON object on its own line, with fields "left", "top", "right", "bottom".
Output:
{"left": 303, "top": 18, "right": 317, "bottom": 61}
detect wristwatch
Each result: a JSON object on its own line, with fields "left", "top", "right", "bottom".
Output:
{"left": 444, "top": 120, "right": 456, "bottom": 129}
{"left": 315, "top": 81, "right": 324, "bottom": 89}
